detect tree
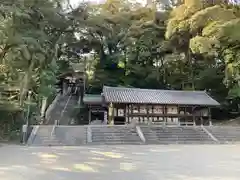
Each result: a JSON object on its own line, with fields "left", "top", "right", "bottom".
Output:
{"left": 0, "top": 0, "right": 86, "bottom": 132}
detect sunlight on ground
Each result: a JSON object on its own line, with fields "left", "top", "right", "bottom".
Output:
{"left": 90, "top": 157, "right": 106, "bottom": 161}
{"left": 55, "top": 152, "right": 69, "bottom": 156}
{"left": 149, "top": 148, "right": 180, "bottom": 152}
{"left": 36, "top": 153, "right": 58, "bottom": 164}
{"left": 174, "top": 175, "right": 239, "bottom": 180}
{"left": 40, "top": 159, "right": 56, "bottom": 164}
{"left": 1, "top": 145, "right": 240, "bottom": 179}
{"left": 85, "top": 161, "right": 105, "bottom": 167}
{"left": 120, "top": 162, "right": 136, "bottom": 172}
{"left": 53, "top": 146, "right": 83, "bottom": 150}
{"left": 73, "top": 164, "right": 98, "bottom": 172}
{"left": 37, "top": 153, "right": 58, "bottom": 159}
{"left": 50, "top": 166, "right": 72, "bottom": 172}
{"left": 0, "top": 167, "right": 10, "bottom": 171}
{"left": 132, "top": 152, "right": 145, "bottom": 155}
{"left": 91, "top": 151, "right": 123, "bottom": 158}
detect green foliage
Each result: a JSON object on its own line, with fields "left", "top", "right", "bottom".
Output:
{"left": 190, "top": 36, "right": 219, "bottom": 55}
{"left": 1, "top": 0, "right": 240, "bottom": 128}
{"left": 228, "top": 85, "right": 240, "bottom": 99}
{"left": 0, "top": 0, "right": 81, "bottom": 131}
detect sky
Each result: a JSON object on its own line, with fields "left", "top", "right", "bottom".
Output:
{"left": 70, "top": 0, "right": 146, "bottom": 6}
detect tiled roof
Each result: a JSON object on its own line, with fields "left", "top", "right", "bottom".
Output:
{"left": 83, "top": 94, "right": 102, "bottom": 104}
{"left": 103, "top": 86, "right": 220, "bottom": 106}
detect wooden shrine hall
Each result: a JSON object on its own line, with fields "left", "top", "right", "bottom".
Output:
{"left": 83, "top": 86, "right": 220, "bottom": 126}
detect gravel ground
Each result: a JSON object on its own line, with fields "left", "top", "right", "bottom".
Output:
{"left": 0, "top": 144, "right": 240, "bottom": 180}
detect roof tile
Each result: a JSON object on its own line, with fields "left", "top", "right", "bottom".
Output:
{"left": 103, "top": 86, "right": 220, "bottom": 106}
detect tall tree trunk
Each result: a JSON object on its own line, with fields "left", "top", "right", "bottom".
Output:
{"left": 160, "top": 57, "right": 167, "bottom": 85}
{"left": 98, "top": 45, "right": 106, "bottom": 67}
{"left": 40, "top": 97, "right": 48, "bottom": 120}
{"left": 186, "top": 49, "right": 195, "bottom": 90}
{"left": 123, "top": 49, "right": 127, "bottom": 76}
{"left": 19, "top": 61, "right": 35, "bottom": 106}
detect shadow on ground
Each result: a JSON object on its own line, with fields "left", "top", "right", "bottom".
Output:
{"left": 0, "top": 144, "right": 240, "bottom": 180}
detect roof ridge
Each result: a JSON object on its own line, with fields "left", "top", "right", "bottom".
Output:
{"left": 103, "top": 86, "right": 220, "bottom": 106}
{"left": 103, "top": 86, "right": 206, "bottom": 93}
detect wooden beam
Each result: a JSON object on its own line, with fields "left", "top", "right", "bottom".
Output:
{"left": 128, "top": 113, "right": 204, "bottom": 117}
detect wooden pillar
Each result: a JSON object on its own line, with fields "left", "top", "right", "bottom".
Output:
{"left": 192, "top": 106, "right": 196, "bottom": 126}
{"left": 124, "top": 105, "right": 127, "bottom": 124}
{"left": 184, "top": 107, "right": 187, "bottom": 126}
{"left": 177, "top": 105, "right": 180, "bottom": 126}
{"left": 201, "top": 116, "right": 203, "bottom": 126}
{"left": 147, "top": 105, "right": 150, "bottom": 124}
{"left": 126, "top": 104, "right": 129, "bottom": 123}
{"left": 208, "top": 107, "right": 212, "bottom": 126}
{"left": 104, "top": 111, "right": 108, "bottom": 124}
{"left": 108, "top": 103, "right": 114, "bottom": 125}
{"left": 130, "top": 104, "right": 134, "bottom": 125}
{"left": 88, "top": 105, "right": 91, "bottom": 124}
{"left": 138, "top": 105, "right": 140, "bottom": 123}
{"left": 163, "top": 105, "right": 167, "bottom": 125}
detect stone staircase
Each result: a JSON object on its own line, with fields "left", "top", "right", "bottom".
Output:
{"left": 54, "top": 126, "right": 87, "bottom": 145}
{"left": 140, "top": 126, "right": 215, "bottom": 144}
{"left": 46, "top": 93, "right": 78, "bottom": 125}
{"left": 205, "top": 126, "right": 240, "bottom": 144}
{"left": 29, "top": 125, "right": 87, "bottom": 146}
{"left": 91, "top": 125, "right": 142, "bottom": 145}
{"left": 29, "top": 126, "right": 61, "bottom": 146}
{"left": 28, "top": 125, "right": 240, "bottom": 146}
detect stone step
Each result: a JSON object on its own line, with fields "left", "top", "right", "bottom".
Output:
{"left": 90, "top": 126, "right": 142, "bottom": 144}
{"left": 92, "top": 139, "right": 141, "bottom": 142}
{"left": 141, "top": 126, "right": 213, "bottom": 144}
{"left": 92, "top": 132, "right": 139, "bottom": 135}
{"left": 92, "top": 134, "right": 138, "bottom": 137}
{"left": 92, "top": 137, "right": 140, "bottom": 140}
{"left": 145, "top": 137, "right": 211, "bottom": 140}
{"left": 90, "top": 141, "right": 142, "bottom": 145}
{"left": 143, "top": 134, "right": 209, "bottom": 136}
{"left": 205, "top": 127, "right": 240, "bottom": 143}
{"left": 145, "top": 142, "right": 215, "bottom": 145}
{"left": 92, "top": 139, "right": 140, "bottom": 142}
{"left": 144, "top": 137, "right": 214, "bottom": 141}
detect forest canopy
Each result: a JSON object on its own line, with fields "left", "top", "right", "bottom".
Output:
{"left": 0, "top": 0, "right": 240, "bottom": 133}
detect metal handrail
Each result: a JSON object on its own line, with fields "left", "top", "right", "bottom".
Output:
{"left": 51, "top": 120, "right": 58, "bottom": 137}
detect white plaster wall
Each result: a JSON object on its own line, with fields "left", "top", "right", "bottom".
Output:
{"left": 167, "top": 106, "right": 178, "bottom": 114}
{"left": 167, "top": 106, "right": 178, "bottom": 123}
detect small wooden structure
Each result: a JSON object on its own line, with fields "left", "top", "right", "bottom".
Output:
{"left": 83, "top": 86, "right": 220, "bottom": 126}
{"left": 105, "top": 86, "right": 220, "bottom": 126}
{"left": 57, "top": 62, "right": 86, "bottom": 103}
{"left": 83, "top": 94, "right": 107, "bottom": 124}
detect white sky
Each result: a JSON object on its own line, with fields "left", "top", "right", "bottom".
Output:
{"left": 70, "top": 0, "right": 103, "bottom": 5}
{"left": 70, "top": 0, "right": 146, "bottom": 6}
